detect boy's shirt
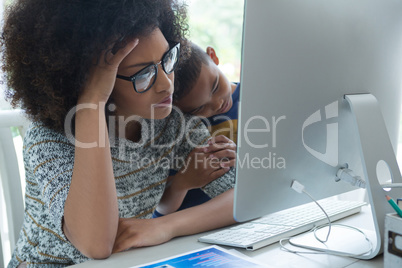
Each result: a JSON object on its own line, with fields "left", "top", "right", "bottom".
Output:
{"left": 205, "top": 83, "right": 240, "bottom": 144}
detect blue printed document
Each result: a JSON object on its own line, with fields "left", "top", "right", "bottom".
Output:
{"left": 130, "top": 245, "right": 267, "bottom": 268}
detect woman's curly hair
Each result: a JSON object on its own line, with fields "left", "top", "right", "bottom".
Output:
{"left": 1, "top": 0, "right": 189, "bottom": 133}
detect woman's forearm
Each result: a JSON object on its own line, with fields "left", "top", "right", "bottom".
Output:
{"left": 165, "top": 188, "right": 236, "bottom": 237}
{"left": 113, "top": 188, "right": 235, "bottom": 253}
{"left": 156, "top": 176, "right": 188, "bottom": 215}
{"left": 64, "top": 102, "right": 118, "bottom": 259}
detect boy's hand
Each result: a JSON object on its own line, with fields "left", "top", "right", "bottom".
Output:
{"left": 202, "top": 135, "right": 237, "bottom": 168}
{"left": 173, "top": 135, "right": 236, "bottom": 191}
{"left": 174, "top": 149, "right": 228, "bottom": 190}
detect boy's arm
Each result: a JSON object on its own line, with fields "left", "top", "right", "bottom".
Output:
{"left": 156, "top": 138, "right": 236, "bottom": 215}
{"left": 156, "top": 153, "right": 229, "bottom": 215}
{"left": 113, "top": 189, "right": 236, "bottom": 252}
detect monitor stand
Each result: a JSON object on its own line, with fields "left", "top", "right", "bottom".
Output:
{"left": 290, "top": 94, "right": 402, "bottom": 259}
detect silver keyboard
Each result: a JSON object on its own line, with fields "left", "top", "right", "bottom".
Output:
{"left": 198, "top": 199, "right": 367, "bottom": 250}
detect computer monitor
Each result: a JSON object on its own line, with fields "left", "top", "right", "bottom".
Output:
{"left": 235, "top": 0, "right": 402, "bottom": 258}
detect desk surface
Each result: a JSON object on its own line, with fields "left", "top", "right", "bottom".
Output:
{"left": 72, "top": 206, "right": 384, "bottom": 268}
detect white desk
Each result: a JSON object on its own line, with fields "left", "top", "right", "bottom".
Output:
{"left": 71, "top": 206, "right": 384, "bottom": 268}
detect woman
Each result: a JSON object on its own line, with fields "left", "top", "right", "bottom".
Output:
{"left": 1, "top": 1, "right": 236, "bottom": 267}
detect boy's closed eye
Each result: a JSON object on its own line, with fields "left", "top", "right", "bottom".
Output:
{"left": 190, "top": 76, "right": 220, "bottom": 115}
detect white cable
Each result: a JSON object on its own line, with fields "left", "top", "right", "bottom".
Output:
{"left": 279, "top": 224, "right": 373, "bottom": 257}
{"left": 288, "top": 180, "right": 373, "bottom": 257}
{"left": 301, "top": 190, "right": 332, "bottom": 243}
{"left": 291, "top": 180, "right": 331, "bottom": 242}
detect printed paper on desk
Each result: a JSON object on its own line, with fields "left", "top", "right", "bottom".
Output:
{"left": 130, "top": 245, "right": 268, "bottom": 268}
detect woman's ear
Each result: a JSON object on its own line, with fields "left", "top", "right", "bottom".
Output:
{"left": 206, "top": 46, "right": 219, "bottom": 65}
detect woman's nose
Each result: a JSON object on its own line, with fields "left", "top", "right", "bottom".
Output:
{"left": 153, "top": 65, "right": 173, "bottom": 93}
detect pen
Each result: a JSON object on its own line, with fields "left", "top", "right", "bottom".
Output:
{"left": 386, "top": 195, "right": 402, "bottom": 217}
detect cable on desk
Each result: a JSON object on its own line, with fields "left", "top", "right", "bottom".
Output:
{"left": 281, "top": 180, "right": 373, "bottom": 257}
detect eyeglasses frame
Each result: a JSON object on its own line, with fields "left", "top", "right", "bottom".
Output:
{"left": 116, "top": 42, "right": 181, "bottom": 93}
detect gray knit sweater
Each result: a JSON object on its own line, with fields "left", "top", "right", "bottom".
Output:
{"left": 8, "top": 110, "right": 235, "bottom": 267}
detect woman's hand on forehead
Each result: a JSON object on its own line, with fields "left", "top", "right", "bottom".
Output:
{"left": 78, "top": 38, "right": 139, "bottom": 104}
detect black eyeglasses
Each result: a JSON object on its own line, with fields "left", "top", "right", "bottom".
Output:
{"left": 116, "top": 43, "right": 180, "bottom": 93}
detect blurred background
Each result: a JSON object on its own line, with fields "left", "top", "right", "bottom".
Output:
{"left": 185, "top": 0, "right": 244, "bottom": 82}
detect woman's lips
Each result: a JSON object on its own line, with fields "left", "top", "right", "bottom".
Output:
{"left": 154, "top": 95, "right": 173, "bottom": 107}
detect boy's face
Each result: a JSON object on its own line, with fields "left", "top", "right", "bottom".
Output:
{"left": 175, "top": 59, "right": 234, "bottom": 118}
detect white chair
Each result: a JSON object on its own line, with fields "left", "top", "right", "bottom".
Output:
{"left": 0, "top": 109, "right": 30, "bottom": 266}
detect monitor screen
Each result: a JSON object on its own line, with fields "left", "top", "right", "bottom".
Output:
{"left": 235, "top": 0, "right": 402, "bottom": 223}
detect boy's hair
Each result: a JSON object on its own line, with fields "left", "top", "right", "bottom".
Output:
{"left": 174, "top": 43, "right": 210, "bottom": 102}
{"left": 1, "top": 0, "right": 189, "bottom": 133}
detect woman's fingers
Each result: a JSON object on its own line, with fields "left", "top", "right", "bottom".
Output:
{"left": 81, "top": 38, "right": 139, "bottom": 102}
{"left": 113, "top": 233, "right": 138, "bottom": 253}
{"left": 113, "top": 218, "right": 172, "bottom": 253}
{"left": 105, "top": 38, "right": 139, "bottom": 67}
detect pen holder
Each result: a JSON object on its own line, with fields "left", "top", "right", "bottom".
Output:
{"left": 384, "top": 213, "right": 402, "bottom": 268}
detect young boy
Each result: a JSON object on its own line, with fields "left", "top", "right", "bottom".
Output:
{"left": 154, "top": 43, "right": 240, "bottom": 216}
{"left": 174, "top": 43, "right": 240, "bottom": 143}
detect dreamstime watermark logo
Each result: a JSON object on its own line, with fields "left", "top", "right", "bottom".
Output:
{"left": 302, "top": 101, "right": 338, "bottom": 167}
